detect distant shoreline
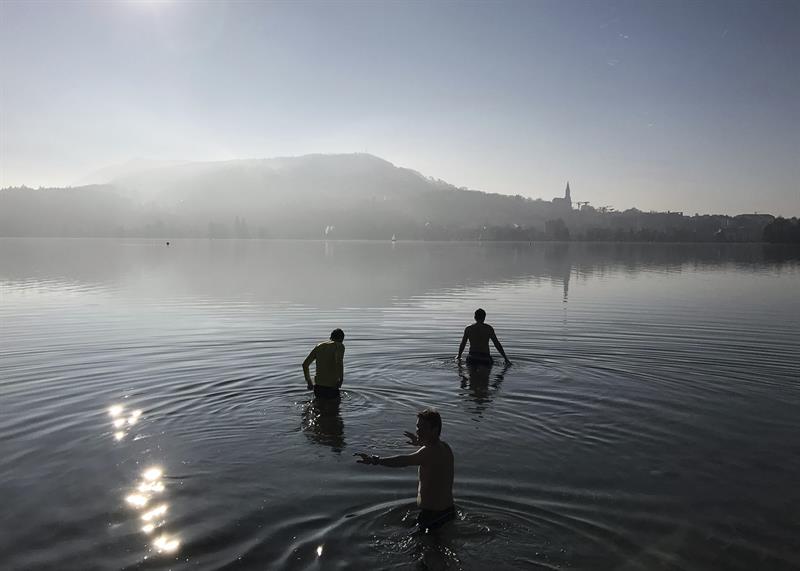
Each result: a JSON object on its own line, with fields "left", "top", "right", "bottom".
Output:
{"left": 2, "top": 236, "right": 799, "bottom": 246}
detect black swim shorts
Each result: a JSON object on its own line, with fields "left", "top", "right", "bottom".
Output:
{"left": 313, "top": 385, "right": 341, "bottom": 399}
{"left": 417, "top": 505, "right": 456, "bottom": 531}
{"left": 466, "top": 353, "right": 493, "bottom": 367}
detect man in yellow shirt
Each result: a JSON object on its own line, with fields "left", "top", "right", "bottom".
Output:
{"left": 302, "top": 328, "right": 345, "bottom": 398}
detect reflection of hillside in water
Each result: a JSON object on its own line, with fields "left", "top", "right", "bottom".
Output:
{"left": 1, "top": 239, "right": 798, "bottom": 307}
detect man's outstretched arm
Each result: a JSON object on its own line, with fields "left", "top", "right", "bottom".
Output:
{"left": 490, "top": 331, "right": 511, "bottom": 364}
{"left": 302, "top": 347, "right": 316, "bottom": 389}
{"left": 457, "top": 328, "right": 468, "bottom": 359}
{"left": 355, "top": 446, "right": 428, "bottom": 467}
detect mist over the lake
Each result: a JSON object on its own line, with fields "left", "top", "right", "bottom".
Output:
{"left": 1, "top": 153, "right": 796, "bottom": 242}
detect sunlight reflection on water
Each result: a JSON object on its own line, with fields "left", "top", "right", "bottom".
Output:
{"left": 118, "top": 434, "right": 181, "bottom": 556}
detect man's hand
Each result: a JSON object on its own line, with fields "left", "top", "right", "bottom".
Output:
{"left": 354, "top": 453, "right": 378, "bottom": 465}
{"left": 403, "top": 431, "right": 420, "bottom": 446}
{"left": 307, "top": 381, "right": 313, "bottom": 390}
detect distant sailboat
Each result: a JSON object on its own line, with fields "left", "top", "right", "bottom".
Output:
{"left": 391, "top": 234, "right": 396, "bottom": 242}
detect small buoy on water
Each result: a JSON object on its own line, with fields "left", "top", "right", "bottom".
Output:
{"left": 166, "top": 241, "right": 170, "bottom": 246}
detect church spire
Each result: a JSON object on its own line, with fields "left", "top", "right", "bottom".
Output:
{"left": 565, "top": 181, "right": 571, "bottom": 204}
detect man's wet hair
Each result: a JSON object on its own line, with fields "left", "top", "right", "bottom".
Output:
{"left": 417, "top": 409, "right": 442, "bottom": 437}
{"left": 474, "top": 308, "right": 486, "bottom": 322}
{"left": 330, "top": 328, "right": 345, "bottom": 342}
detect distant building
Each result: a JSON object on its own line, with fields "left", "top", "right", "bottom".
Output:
{"left": 552, "top": 182, "right": 572, "bottom": 211}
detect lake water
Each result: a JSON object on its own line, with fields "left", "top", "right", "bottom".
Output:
{"left": 1, "top": 238, "right": 798, "bottom": 570}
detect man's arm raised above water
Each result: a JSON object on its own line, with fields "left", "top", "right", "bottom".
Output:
{"left": 355, "top": 446, "right": 430, "bottom": 467}
{"left": 456, "top": 327, "right": 469, "bottom": 360}
{"left": 302, "top": 346, "right": 317, "bottom": 389}
{"left": 490, "top": 328, "right": 511, "bottom": 364}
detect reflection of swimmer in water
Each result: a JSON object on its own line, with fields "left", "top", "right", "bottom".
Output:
{"left": 302, "top": 396, "right": 345, "bottom": 452}
{"left": 356, "top": 409, "right": 455, "bottom": 532}
{"left": 456, "top": 308, "right": 511, "bottom": 366}
{"left": 302, "top": 328, "right": 345, "bottom": 399}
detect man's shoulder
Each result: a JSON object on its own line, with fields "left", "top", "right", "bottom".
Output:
{"left": 424, "top": 441, "right": 453, "bottom": 458}
{"left": 442, "top": 442, "right": 454, "bottom": 466}
{"left": 314, "top": 341, "right": 332, "bottom": 354}
{"left": 317, "top": 340, "right": 344, "bottom": 352}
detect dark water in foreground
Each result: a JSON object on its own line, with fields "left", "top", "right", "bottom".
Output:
{"left": 1, "top": 239, "right": 798, "bottom": 570}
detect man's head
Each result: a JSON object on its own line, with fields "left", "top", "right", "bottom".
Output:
{"left": 474, "top": 308, "right": 486, "bottom": 323}
{"left": 416, "top": 409, "right": 442, "bottom": 443}
{"left": 330, "top": 328, "right": 345, "bottom": 342}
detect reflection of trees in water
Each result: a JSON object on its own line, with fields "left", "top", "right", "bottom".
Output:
{"left": 2, "top": 240, "right": 797, "bottom": 307}
{"left": 458, "top": 361, "right": 509, "bottom": 418}
{"left": 301, "top": 397, "right": 345, "bottom": 453}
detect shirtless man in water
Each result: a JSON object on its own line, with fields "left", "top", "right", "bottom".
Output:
{"left": 457, "top": 308, "right": 511, "bottom": 366}
{"left": 356, "top": 409, "right": 455, "bottom": 532}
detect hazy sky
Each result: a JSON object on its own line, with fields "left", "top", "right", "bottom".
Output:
{"left": 1, "top": 0, "right": 798, "bottom": 215}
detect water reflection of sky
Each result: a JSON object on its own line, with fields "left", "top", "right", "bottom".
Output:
{"left": 1, "top": 240, "right": 798, "bottom": 569}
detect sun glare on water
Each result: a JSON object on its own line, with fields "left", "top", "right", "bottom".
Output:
{"left": 119, "top": 461, "right": 181, "bottom": 556}
{"left": 153, "top": 534, "right": 180, "bottom": 553}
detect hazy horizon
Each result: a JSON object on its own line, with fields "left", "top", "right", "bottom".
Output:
{"left": 1, "top": 0, "right": 799, "bottom": 216}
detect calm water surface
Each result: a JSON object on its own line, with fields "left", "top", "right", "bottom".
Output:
{"left": 1, "top": 239, "right": 798, "bottom": 570}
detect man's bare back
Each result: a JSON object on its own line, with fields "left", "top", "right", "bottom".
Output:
{"left": 417, "top": 440, "right": 454, "bottom": 511}
{"left": 457, "top": 308, "right": 511, "bottom": 364}
{"left": 463, "top": 322, "right": 494, "bottom": 356}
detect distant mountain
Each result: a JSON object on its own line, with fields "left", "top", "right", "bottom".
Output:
{"left": 0, "top": 153, "right": 784, "bottom": 241}
{"left": 74, "top": 158, "right": 190, "bottom": 187}
{"left": 62, "top": 153, "right": 558, "bottom": 238}
{"left": 107, "top": 153, "right": 444, "bottom": 208}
